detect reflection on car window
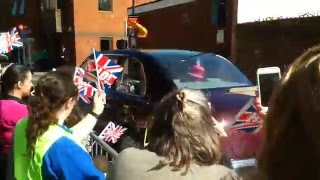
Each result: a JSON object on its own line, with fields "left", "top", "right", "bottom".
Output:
{"left": 167, "top": 54, "right": 251, "bottom": 89}
{"left": 115, "top": 58, "right": 146, "bottom": 95}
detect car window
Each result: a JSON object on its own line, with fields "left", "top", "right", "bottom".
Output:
{"left": 164, "top": 54, "right": 251, "bottom": 89}
{"left": 114, "top": 58, "right": 146, "bottom": 95}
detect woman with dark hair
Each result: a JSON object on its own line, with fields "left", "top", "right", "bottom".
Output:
{"left": 13, "top": 71, "right": 106, "bottom": 180}
{"left": 111, "top": 89, "right": 240, "bottom": 180}
{"left": 258, "top": 45, "right": 320, "bottom": 179}
{"left": 0, "top": 64, "right": 33, "bottom": 179}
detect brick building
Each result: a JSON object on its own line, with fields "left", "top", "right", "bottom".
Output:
{"left": 129, "top": 0, "right": 320, "bottom": 83}
{"left": 0, "top": 0, "right": 152, "bottom": 67}
{"left": 128, "top": 0, "right": 236, "bottom": 59}
{"left": 236, "top": 17, "right": 320, "bottom": 82}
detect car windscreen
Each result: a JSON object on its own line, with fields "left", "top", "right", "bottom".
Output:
{"left": 163, "top": 53, "right": 251, "bottom": 89}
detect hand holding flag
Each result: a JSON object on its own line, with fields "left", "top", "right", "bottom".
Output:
{"left": 92, "top": 90, "right": 106, "bottom": 116}
{"left": 229, "top": 98, "right": 264, "bottom": 133}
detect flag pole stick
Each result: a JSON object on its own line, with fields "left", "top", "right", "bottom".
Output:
{"left": 143, "top": 128, "right": 148, "bottom": 147}
{"left": 73, "top": 68, "right": 76, "bottom": 83}
{"left": 92, "top": 48, "right": 101, "bottom": 92}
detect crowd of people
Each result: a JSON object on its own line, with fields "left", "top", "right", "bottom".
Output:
{"left": 0, "top": 44, "right": 320, "bottom": 179}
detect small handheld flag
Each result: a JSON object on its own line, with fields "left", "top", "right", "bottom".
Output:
{"left": 0, "top": 27, "right": 23, "bottom": 54}
{"left": 229, "top": 99, "right": 263, "bottom": 133}
{"left": 98, "top": 121, "right": 127, "bottom": 144}
{"left": 83, "top": 50, "right": 123, "bottom": 90}
{"left": 73, "top": 67, "right": 97, "bottom": 104}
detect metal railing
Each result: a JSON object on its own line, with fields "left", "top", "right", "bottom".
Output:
{"left": 89, "top": 132, "right": 118, "bottom": 161}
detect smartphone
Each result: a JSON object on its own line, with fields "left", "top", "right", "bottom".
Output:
{"left": 257, "top": 67, "right": 281, "bottom": 107}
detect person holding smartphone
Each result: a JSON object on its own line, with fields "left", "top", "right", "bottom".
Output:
{"left": 259, "top": 45, "right": 320, "bottom": 179}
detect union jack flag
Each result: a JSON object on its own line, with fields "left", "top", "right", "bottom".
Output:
{"left": 9, "top": 27, "right": 23, "bottom": 48}
{"left": 73, "top": 66, "right": 98, "bottom": 104}
{"left": 84, "top": 71, "right": 106, "bottom": 90}
{"left": 73, "top": 67, "right": 85, "bottom": 85}
{"left": 79, "top": 94, "right": 91, "bottom": 104}
{"left": 0, "top": 27, "right": 23, "bottom": 54}
{"left": 85, "top": 50, "right": 123, "bottom": 78}
{"left": 97, "top": 67, "right": 117, "bottom": 86}
{"left": 0, "top": 33, "right": 9, "bottom": 54}
{"left": 78, "top": 82, "right": 97, "bottom": 104}
{"left": 99, "top": 121, "right": 127, "bottom": 144}
{"left": 84, "top": 59, "right": 96, "bottom": 72}
{"left": 83, "top": 50, "right": 123, "bottom": 90}
{"left": 78, "top": 82, "right": 97, "bottom": 97}
{"left": 229, "top": 99, "right": 263, "bottom": 133}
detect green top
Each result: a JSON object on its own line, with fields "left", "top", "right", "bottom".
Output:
{"left": 14, "top": 118, "right": 74, "bottom": 180}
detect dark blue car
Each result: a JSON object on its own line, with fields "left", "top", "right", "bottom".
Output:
{"left": 81, "top": 49, "right": 262, "bottom": 160}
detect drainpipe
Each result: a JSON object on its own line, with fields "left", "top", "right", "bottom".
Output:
{"left": 230, "top": 0, "right": 238, "bottom": 63}
{"left": 128, "top": 0, "right": 135, "bottom": 49}
{"left": 132, "top": 0, "right": 135, "bottom": 15}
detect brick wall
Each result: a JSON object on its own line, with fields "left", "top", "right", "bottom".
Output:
{"left": 0, "top": 0, "right": 134, "bottom": 66}
{"left": 235, "top": 17, "right": 320, "bottom": 83}
{"left": 73, "top": 0, "right": 132, "bottom": 65}
{"left": 133, "top": 0, "right": 233, "bottom": 57}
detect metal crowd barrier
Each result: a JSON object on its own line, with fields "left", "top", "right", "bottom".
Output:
{"left": 89, "top": 132, "right": 118, "bottom": 161}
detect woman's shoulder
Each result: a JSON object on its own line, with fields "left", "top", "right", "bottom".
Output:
{"left": 206, "top": 164, "right": 242, "bottom": 180}
{"left": 0, "top": 99, "right": 26, "bottom": 106}
{"left": 118, "top": 147, "right": 151, "bottom": 158}
{"left": 0, "top": 99, "right": 27, "bottom": 111}
{"left": 117, "top": 147, "right": 160, "bottom": 164}
{"left": 0, "top": 100, "right": 28, "bottom": 123}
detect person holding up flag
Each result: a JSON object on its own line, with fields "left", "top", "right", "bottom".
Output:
{"left": 13, "top": 70, "right": 106, "bottom": 180}
{"left": 84, "top": 49, "right": 123, "bottom": 91}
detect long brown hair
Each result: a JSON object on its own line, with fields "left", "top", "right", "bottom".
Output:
{"left": 258, "top": 45, "right": 320, "bottom": 179}
{"left": 147, "top": 89, "right": 221, "bottom": 174}
{"left": 26, "top": 71, "right": 78, "bottom": 156}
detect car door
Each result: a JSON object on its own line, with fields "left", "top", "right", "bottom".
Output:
{"left": 94, "top": 54, "right": 152, "bottom": 149}
{"left": 110, "top": 55, "right": 151, "bottom": 124}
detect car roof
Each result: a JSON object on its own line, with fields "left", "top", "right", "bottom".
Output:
{"left": 112, "top": 49, "right": 201, "bottom": 55}
{"left": 141, "top": 49, "right": 201, "bottom": 55}
{"left": 108, "top": 49, "right": 208, "bottom": 62}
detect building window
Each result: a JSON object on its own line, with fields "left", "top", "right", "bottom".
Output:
{"left": 41, "top": 0, "right": 56, "bottom": 10}
{"left": 100, "top": 38, "right": 113, "bottom": 51}
{"left": 99, "top": 0, "right": 113, "bottom": 11}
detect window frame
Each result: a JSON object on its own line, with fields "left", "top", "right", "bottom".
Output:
{"left": 114, "top": 57, "right": 147, "bottom": 96}
{"left": 98, "top": 0, "right": 113, "bottom": 12}
{"left": 100, "top": 37, "right": 114, "bottom": 51}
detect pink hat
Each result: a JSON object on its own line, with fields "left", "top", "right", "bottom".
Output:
{"left": 188, "top": 65, "right": 205, "bottom": 79}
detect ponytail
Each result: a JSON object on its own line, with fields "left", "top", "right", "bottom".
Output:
{"left": 25, "top": 71, "right": 78, "bottom": 156}
{"left": 26, "top": 96, "right": 60, "bottom": 156}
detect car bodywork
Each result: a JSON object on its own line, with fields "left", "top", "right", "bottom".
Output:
{"left": 81, "top": 49, "right": 263, "bottom": 160}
